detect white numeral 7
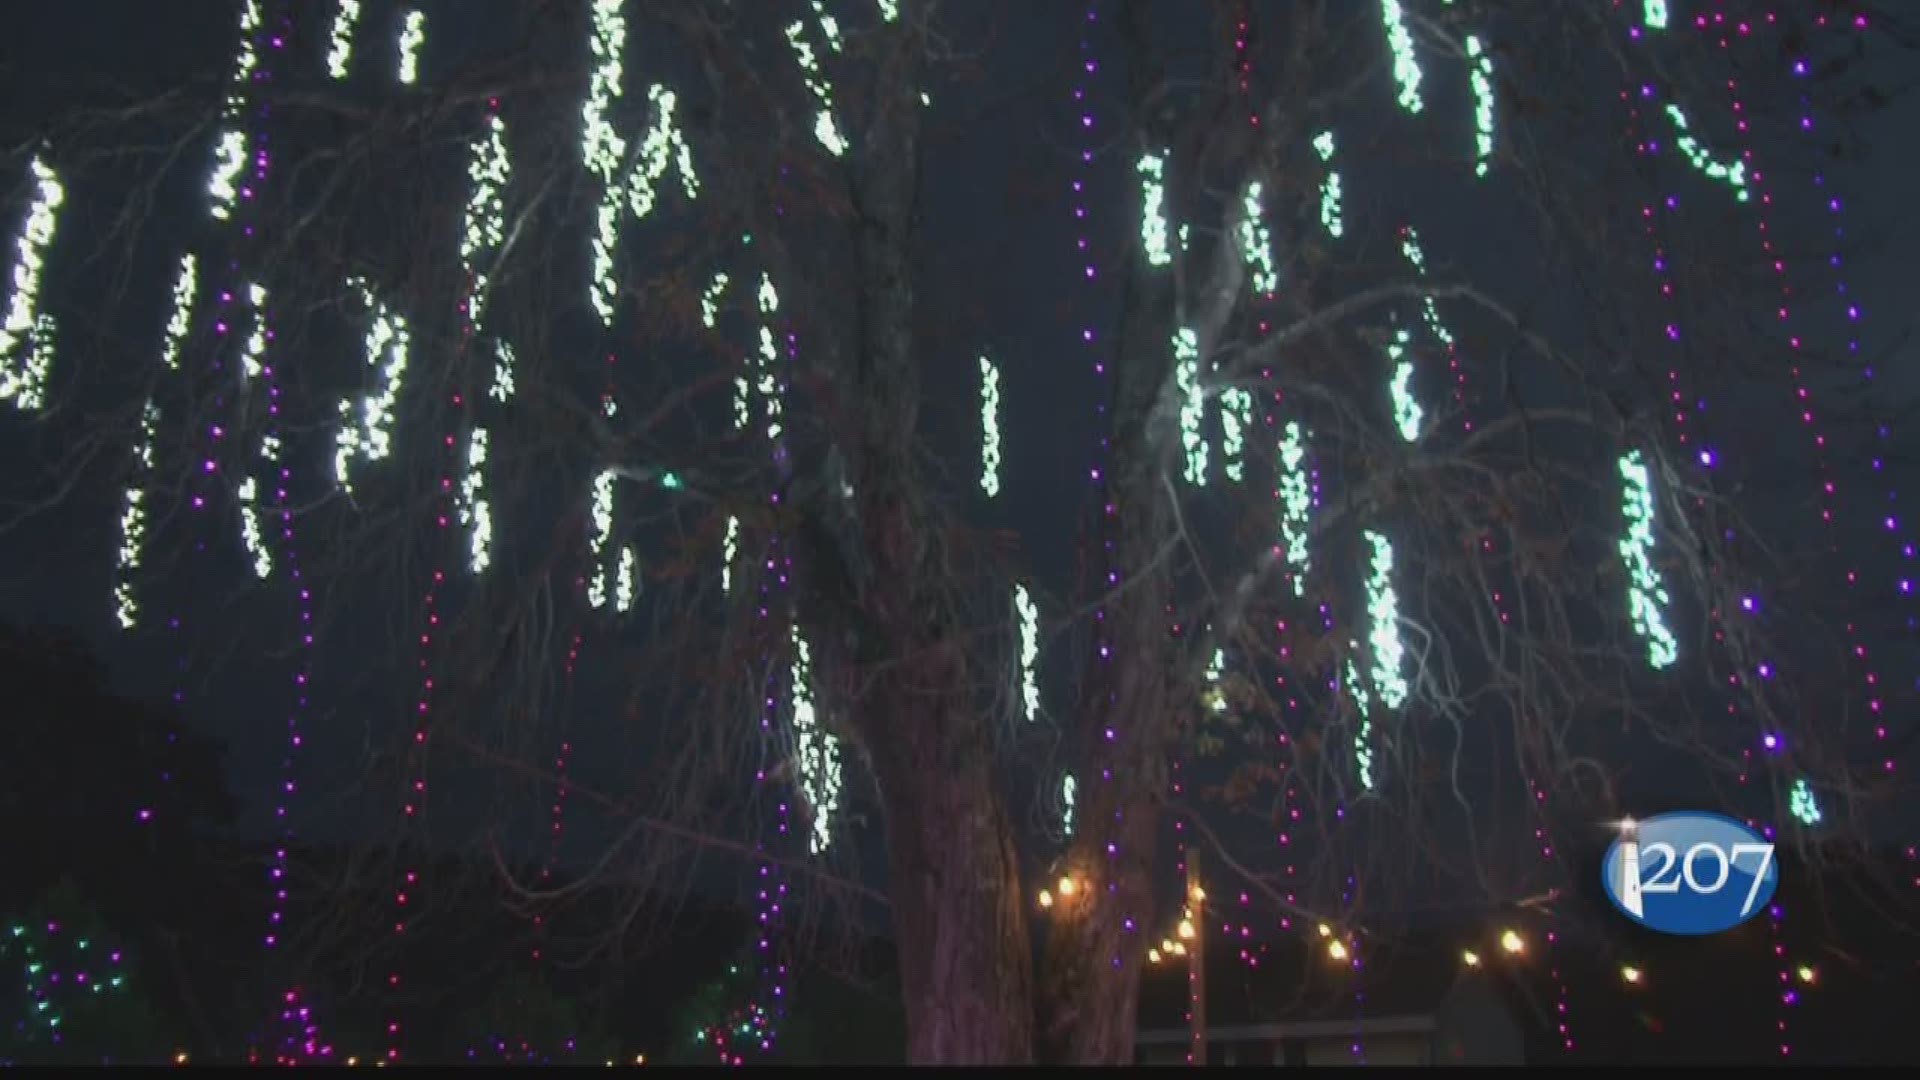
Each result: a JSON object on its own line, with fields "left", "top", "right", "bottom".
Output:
{"left": 1731, "top": 843, "right": 1775, "bottom": 917}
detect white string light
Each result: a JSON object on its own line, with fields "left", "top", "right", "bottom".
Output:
{"left": 625, "top": 85, "right": 699, "bottom": 218}
{"left": 1314, "top": 131, "right": 1344, "bottom": 239}
{"left": 333, "top": 282, "right": 411, "bottom": 495}
{"left": 1364, "top": 530, "right": 1408, "bottom": 709}
{"left": 1387, "top": 328, "right": 1422, "bottom": 442}
{"left": 237, "top": 287, "right": 273, "bottom": 579}
{"left": 1060, "top": 773, "right": 1076, "bottom": 837}
{"left": 489, "top": 340, "right": 515, "bottom": 403}
{"left": 702, "top": 271, "right": 730, "bottom": 330}
{"left": 588, "top": 468, "right": 615, "bottom": 610}
{"left": 583, "top": 0, "right": 629, "bottom": 326}
{"left": 462, "top": 115, "right": 510, "bottom": 323}
{"left": 1014, "top": 584, "right": 1040, "bottom": 720}
{"left": 461, "top": 428, "right": 492, "bottom": 574}
{"left": 1204, "top": 647, "right": 1227, "bottom": 713}
{"left": 1221, "top": 387, "right": 1252, "bottom": 483}
{"left": 877, "top": 0, "right": 899, "bottom": 21}
{"left": 757, "top": 274, "right": 783, "bottom": 444}
{"left": 1380, "top": 0, "right": 1424, "bottom": 114}
{"left": 1278, "top": 421, "right": 1312, "bottom": 595}
{"left": 1617, "top": 450, "right": 1679, "bottom": 668}
{"left": 1467, "top": 35, "right": 1495, "bottom": 177}
{"left": 396, "top": 10, "right": 426, "bottom": 85}
{"left": 114, "top": 400, "right": 160, "bottom": 628}
{"left": 1788, "top": 777, "right": 1821, "bottom": 826}
{"left": 1138, "top": 153, "right": 1171, "bottom": 267}
{"left": 0, "top": 156, "right": 63, "bottom": 410}
{"left": 979, "top": 355, "right": 1002, "bottom": 497}
{"left": 786, "top": 21, "right": 847, "bottom": 157}
{"left": 1175, "top": 327, "right": 1207, "bottom": 485}
{"left": 721, "top": 515, "right": 739, "bottom": 595}
{"left": 1239, "top": 181, "right": 1277, "bottom": 294}
{"left": 207, "top": 1, "right": 263, "bottom": 221}
{"left": 327, "top": 0, "right": 361, "bottom": 79}
{"left": 1643, "top": 1, "right": 1668, "bottom": 31}
{"left": 790, "top": 627, "right": 842, "bottom": 854}
{"left": 1665, "top": 104, "right": 1749, "bottom": 202}
{"left": 616, "top": 546, "right": 638, "bottom": 612}
{"left": 1346, "top": 657, "right": 1375, "bottom": 790}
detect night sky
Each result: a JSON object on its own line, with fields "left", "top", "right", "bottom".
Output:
{"left": 3, "top": 0, "right": 1920, "bottom": 1065}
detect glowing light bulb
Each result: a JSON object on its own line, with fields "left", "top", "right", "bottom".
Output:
{"left": 1621, "top": 965, "right": 1643, "bottom": 984}
{"left": 1462, "top": 950, "right": 1481, "bottom": 967}
{"left": 1500, "top": 929, "right": 1524, "bottom": 954}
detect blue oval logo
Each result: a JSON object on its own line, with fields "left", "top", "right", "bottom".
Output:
{"left": 1600, "top": 811, "right": 1778, "bottom": 936}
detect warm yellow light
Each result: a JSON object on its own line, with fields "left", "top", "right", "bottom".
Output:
{"left": 1500, "top": 929, "right": 1524, "bottom": 954}
{"left": 347, "top": 1057, "right": 359, "bottom": 1067}
{"left": 1190, "top": 885, "right": 1207, "bottom": 903}
{"left": 1171, "top": 941, "right": 1188, "bottom": 957}
{"left": 1317, "top": 923, "right": 1332, "bottom": 938}
{"left": 1038, "top": 890, "right": 1054, "bottom": 908}
{"left": 1148, "top": 948, "right": 1163, "bottom": 964}
{"left": 1058, "top": 876, "right": 1076, "bottom": 897}
{"left": 1797, "top": 965, "right": 1816, "bottom": 984}
{"left": 174, "top": 1053, "right": 189, "bottom": 1065}
{"left": 1462, "top": 950, "right": 1481, "bottom": 967}
{"left": 1327, "top": 939, "right": 1349, "bottom": 962}
{"left": 1621, "top": 965, "right": 1642, "bottom": 985}
{"left": 635, "top": 1054, "right": 646, "bottom": 1064}
{"left": 1177, "top": 919, "right": 1196, "bottom": 940}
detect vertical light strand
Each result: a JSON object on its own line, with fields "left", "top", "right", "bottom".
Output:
{"left": 1379, "top": 0, "right": 1424, "bottom": 114}
{"left": 327, "top": 0, "right": 361, "bottom": 79}
{"left": 115, "top": 257, "right": 196, "bottom": 629}
{"left": 396, "top": 9, "right": 426, "bottom": 85}
{"left": 1618, "top": 450, "right": 1679, "bottom": 669}
{"left": 1314, "top": 131, "right": 1343, "bottom": 239}
{"left": 786, "top": 19, "right": 848, "bottom": 156}
{"left": 208, "top": 1, "right": 264, "bottom": 222}
{"left": 1466, "top": 35, "right": 1495, "bottom": 177}
{"left": 1006, "top": 582, "right": 1040, "bottom": 727}
{"left": 0, "top": 156, "right": 64, "bottom": 411}
{"left": 979, "top": 354, "right": 1001, "bottom": 497}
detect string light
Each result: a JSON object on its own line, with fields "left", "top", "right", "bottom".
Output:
{"left": 236, "top": 288, "right": 273, "bottom": 580}
{"left": 1788, "top": 777, "right": 1821, "bottom": 826}
{"left": 1466, "top": 35, "right": 1495, "bottom": 176}
{"left": 462, "top": 116, "right": 510, "bottom": 325}
{"left": 979, "top": 355, "right": 1001, "bottom": 497}
{"left": 1664, "top": 104, "right": 1749, "bottom": 202}
{"left": 624, "top": 85, "right": 698, "bottom": 220}
{"left": 1499, "top": 929, "right": 1524, "bottom": 955}
{"left": 1014, "top": 584, "right": 1040, "bottom": 720}
{"left": 332, "top": 283, "right": 412, "bottom": 494}
{"left": 460, "top": 429, "right": 492, "bottom": 575}
{"left": 588, "top": 469, "right": 616, "bottom": 610}
{"left": 1618, "top": 450, "right": 1679, "bottom": 669}
{"left": 1386, "top": 329, "right": 1421, "bottom": 442}
{"left": 1314, "top": 131, "right": 1344, "bottom": 238}
{"left": 1060, "top": 773, "right": 1076, "bottom": 837}
{"left": 1238, "top": 182, "right": 1276, "bottom": 294}
{"left": 785, "top": 21, "right": 847, "bottom": 156}
{"left": 0, "top": 156, "right": 64, "bottom": 410}
{"left": 396, "top": 10, "right": 426, "bottom": 85}
{"left": 877, "top": 0, "right": 898, "bottom": 21}
{"left": 1380, "top": 0, "right": 1424, "bottom": 114}
{"left": 1399, "top": 227, "right": 1471, "bottom": 434}
{"left": 113, "top": 254, "right": 197, "bottom": 627}
{"left": 1643, "top": 0, "right": 1668, "bottom": 31}
{"left": 789, "top": 628, "right": 841, "bottom": 855}
{"left": 327, "top": 0, "right": 361, "bottom": 79}
{"left": 206, "top": 1, "right": 262, "bottom": 222}
{"left": 1363, "top": 531, "right": 1407, "bottom": 709}
{"left": 1277, "top": 422, "right": 1312, "bottom": 595}
{"left": 1346, "top": 658, "right": 1375, "bottom": 790}
{"left": 1174, "top": 328, "right": 1206, "bottom": 485}
{"left": 1137, "top": 153, "right": 1171, "bottom": 266}
{"left": 583, "top": 0, "right": 630, "bottom": 325}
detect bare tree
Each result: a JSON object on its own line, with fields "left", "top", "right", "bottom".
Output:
{"left": 3, "top": 0, "right": 1914, "bottom": 1066}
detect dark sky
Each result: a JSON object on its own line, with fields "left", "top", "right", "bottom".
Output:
{"left": 2, "top": 0, "right": 1918, "bottom": 935}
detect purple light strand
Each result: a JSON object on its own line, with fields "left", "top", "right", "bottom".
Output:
{"left": 1066, "top": 0, "right": 1136, "bottom": 962}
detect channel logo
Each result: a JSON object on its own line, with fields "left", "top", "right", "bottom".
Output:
{"left": 1601, "top": 811, "right": 1778, "bottom": 936}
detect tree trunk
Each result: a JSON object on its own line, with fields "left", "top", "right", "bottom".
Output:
{"left": 865, "top": 645, "right": 1036, "bottom": 1064}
